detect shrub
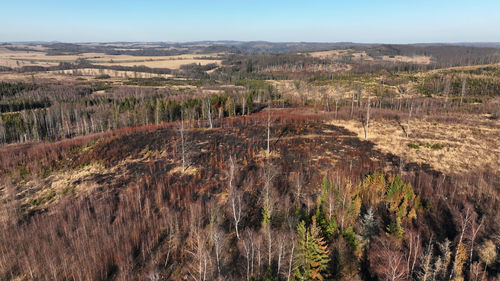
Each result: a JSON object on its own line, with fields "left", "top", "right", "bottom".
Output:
{"left": 407, "top": 143, "right": 420, "bottom": 149}
{"left": 95, "top": 74, "right": 111, "bottom": 79}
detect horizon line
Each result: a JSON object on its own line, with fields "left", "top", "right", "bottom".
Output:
{"left": 2, "top": 40, "right": 500, "bottom": 45}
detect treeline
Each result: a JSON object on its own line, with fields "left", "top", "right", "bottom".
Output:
{"left": 0, "top": 97, "right": 51, "bottom": 113}
{"left": 14, "top": 60, "right": 173, "bottom": 75}
{"left": 0, "top": 84, "right": 261, "bottom": 144}
{"left": 417, "top": 73, "right": 500, "bottom": 97}
{"left": 0, "top": 81, "right": 39, "bottom": 98}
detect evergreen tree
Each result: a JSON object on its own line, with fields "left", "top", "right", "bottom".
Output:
{"left": 295, "top": 216, "right": 330, "bottom": 281}
{"left": 360, "top": 208, "right": 377, "bottom": 244}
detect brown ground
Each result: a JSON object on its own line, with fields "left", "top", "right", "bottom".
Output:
{"left": 329, "top": 115, "right": 500, "bottom": 176}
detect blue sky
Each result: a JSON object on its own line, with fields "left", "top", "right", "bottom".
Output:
{"left": 1, "top": 0, "right": 499, "bottom": 43}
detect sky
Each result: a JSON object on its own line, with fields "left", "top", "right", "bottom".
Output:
{"left": 1, "top": 0, "right": 499, "bottom": 43}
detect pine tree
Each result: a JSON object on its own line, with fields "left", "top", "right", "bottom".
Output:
{"left": 295, "top": 216, "right": 330, "bottom": 281}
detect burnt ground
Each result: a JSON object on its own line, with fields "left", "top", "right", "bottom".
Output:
{"left": 71, "top": 110, "right": 454, "bottom": 212}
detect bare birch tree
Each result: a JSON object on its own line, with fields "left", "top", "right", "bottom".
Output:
{"left": 227, "top": 156, "right": 242, "bottom": 239}
{"left": 460, "top": 75, "right": 467, "bottom": 106}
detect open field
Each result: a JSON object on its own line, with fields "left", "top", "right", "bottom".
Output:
{"left": 0, "top": 47, "right": 222, "bottom": 70}
{"left": 307, "top": 49, "right": 432, "bottom": 64}
{"left": 329, "top": 114, "right": 500, "bottom": 176}
{"left": 97, "top": 57, "right": 221, "bottom": 68}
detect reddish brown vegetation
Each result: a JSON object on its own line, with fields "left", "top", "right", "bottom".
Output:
{"left": 0, "top": 108, "right": 498, "bottom": 281}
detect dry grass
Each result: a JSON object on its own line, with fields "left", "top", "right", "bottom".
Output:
{"left": 328, "top": 116, "right": 500, "bottom": 175}
{"left": 97, "top": 58, "right": 220, "bottom": 69}
{"left": 0, "top": 71, "right": 81, "bottom": 81}
{"left": 308, "top": 49, "right": 373, "bottom": 61}
{"left": 271, "top": 80, "right": 363, "bottom": 102}
{"left": 0, "top": 48, "right": 222, "bottom": 70}
{"left": 381, "top": 55, "right": 431, "bottom": 64}
{"left": 13, "top": 163, "right": 105, "bottom": 214}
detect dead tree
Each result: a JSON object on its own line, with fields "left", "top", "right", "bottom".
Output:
{"left": 450, "top": 207, "right": 473, "bottom": 281}
{"left": 406, "top": 102, "right": 413, "bottom": 138}
{"left": 213, "top": 228, "right": 226, "bottom": 277}
{"left": 262, "top": 164, "right": 277, "bottom": 267}
{"left": 371, "top": 236, "right": 409, "bottom": 281}
{"left": 240, "top": 229, "right": 257, "bottom": 281}
{"left": 276, "top": 232, "right": 285, "bottom": 275}
{"left": 350, "top": 91, "right": 355, "bottom": 118}
{"left": 405, "top": 230, "right": 420, "bottom": 277}
{"left": 266, "top": 105, "right": 272, "bottom": 156}
{"left": 468, "top": 216, "right": 484, "bottom": 265}
{"left": 228, "top": 156, "right": 242, "bottom": 239}
{"left": 179, "top": 109, "right": 187, "bottom": 172}
{"left": 460, "top": 75, "right": 467, "bottom": 106}
{"left": 206, "top": 97, "right": 214, "bottom": 129}
{"left": 292, "top": 172, "right": 304, "bottom": 208}
{"left": 286, "top": 237, "right": 295, "bottom": 281}
{"left": 443, "top": 76, "right": 451, "bottom": 108}
{"left": 241, "top": 93, "right": 247, "bottom": 116}
{"left": 418, "top": 241, "right": 434, "bottom": 281}
{"left": 363, "top": 95, "right": 371, "bottom": 139}
{"left": 187, "top": 204, "right": 210, "bottom": 281}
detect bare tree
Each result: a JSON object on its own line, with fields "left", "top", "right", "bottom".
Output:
{"left": 371, "top": 236, "right": 409, "bottom": 281}
{"left": 436, "top": 239, "right": 452, "bottom": 280}
{"left": 261, "top": 164, "right": 277, "bottom": 266}
{"left": 350, "top": 91, "right": 355, "bottom": 118}
{"left": 460, "top": 75, "right": 467, "bottom": 106}
{"left": 0, "top": 119, "right": 5, "bottom": 144}
{"left": 213, "top": 228, "right": 226, "bottom": 277}
{"left": 180, "top": 109, "right": 187, "bottom": 172}
{"left": 241, "top": 92, "right": 247, "bottom": 116}
{"left": 407, "top": 101, "right": 413, "bottom": 138}
{"left": 418, "top": 241, "right": 434, "bottom": 281}
{"left": 155, "top": 98, "right": 161, "bottom": 124}
{"left": 364, "top": 95, "right": 371, "bottom": 139}
{"left": 227, "top": 156, "right": 242, "bottom": 239}
{"left": 450, "top": 207, "right": 473, "bottom": 281}
{"left": 443, "top": 76, "right": 451, "bottom": 108}
{"left": 319, "top": 87, "right": 330, "bottom": 112}
{"left": 240, "top": 229, "right": 259, "bottom": 281}
{"left": 266, "top": 105, "right": 272, "bottom": 156}
{"left": 292, "top": 171, "right": 304, "bottom": 208}
{"left": 286, "top": 237, "right": 295, "bottom": 281}
{"left": 206, "top": 97, "right": 214, "bottom": 129}
{"left": 468, "top": 216, "right": 484, "bottom": 265}
{"left": 240, "top": 235, "right": 251, "bottom": 281}
{"left": 176, "top": 109, "right": 197, "bottom": 172}
{"left": 405, "top": 230, "right": 420, "bottom": 277}
{"left": 276, "top": 232, "right": 285, "bottom": 275}
{"left": 208, "top": 202, "right": 226, "bottom": 277}
{"left": 186, "top": 204, "right": 210, "bottom": 281}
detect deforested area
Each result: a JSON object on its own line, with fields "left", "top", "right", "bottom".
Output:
{"left": 1, "top": 1, "right": 500, "bottom": 281}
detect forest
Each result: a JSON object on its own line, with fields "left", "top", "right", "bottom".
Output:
{"left": 0, "top": 42, "right": 499, "bottom": 281}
